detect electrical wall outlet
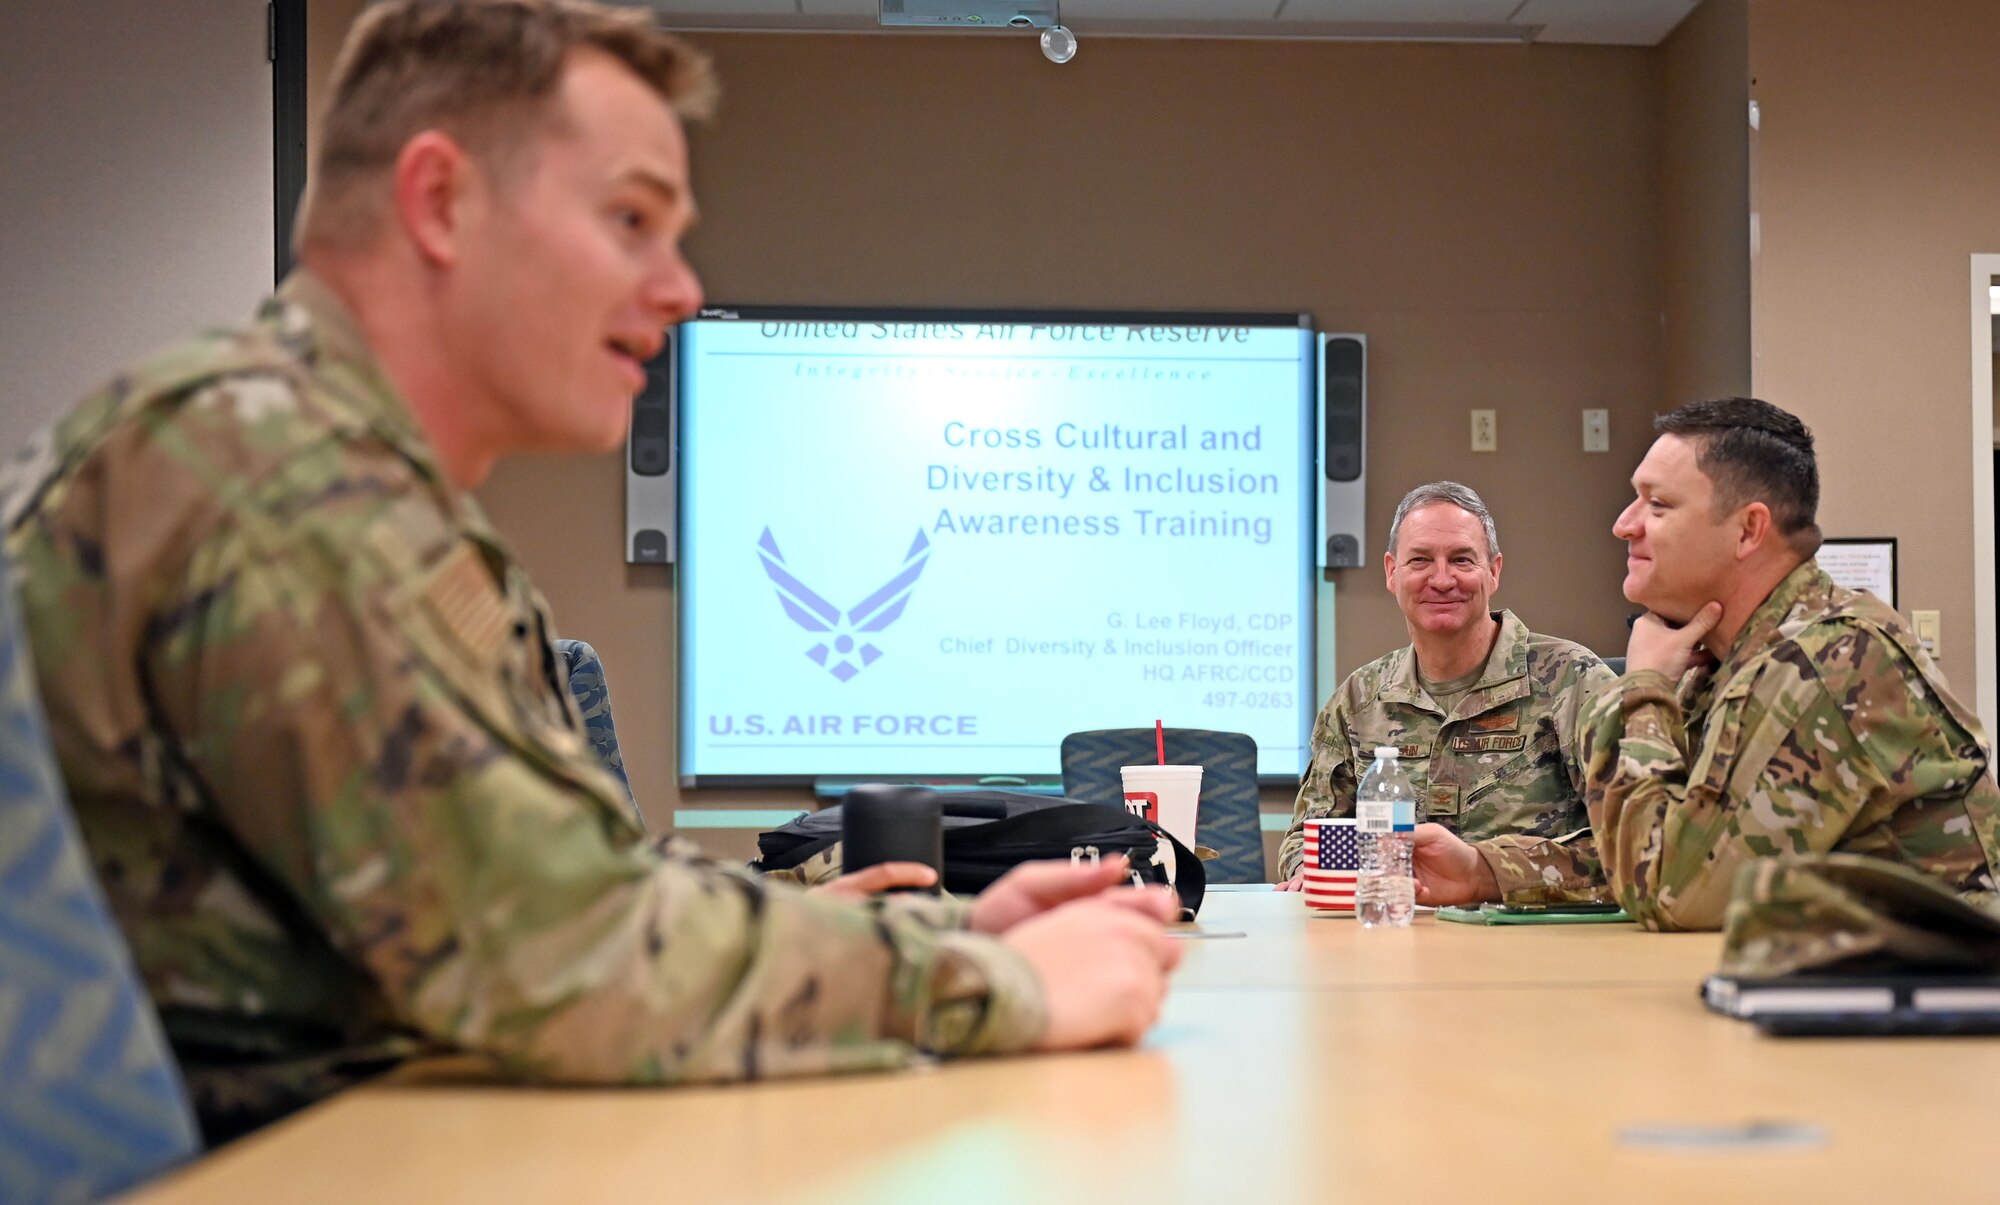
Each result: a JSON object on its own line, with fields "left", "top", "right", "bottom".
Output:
{"left": 1913, "top": 610, "right": 1942, "bottom": 661}
{"left": 1471, "top": 409, "right": 1497, "bottom": 453}
{"left": 1583, "top": 408, "right": 1610, "bottom": 453}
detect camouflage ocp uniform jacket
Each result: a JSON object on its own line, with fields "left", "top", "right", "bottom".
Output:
{"left": 0, "top": 273, "right": 1044, "bottom": 1141}
{"left": 1510, "top": 561, "right": 2000, "bottom": 932}
{"left": 1277, "top": 611, "right": 1615, "bottom": 901}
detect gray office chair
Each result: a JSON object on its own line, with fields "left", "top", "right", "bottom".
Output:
{"left": 1059, "top": 728, "right": 1265, "bottom": 884}
{"left": 0, "top": 551, "right": 201, "bottom": 1201}
{"left": 556, "top": 638, "right": 644, "bottom": 831}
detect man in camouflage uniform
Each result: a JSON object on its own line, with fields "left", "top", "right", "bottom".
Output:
{"left": 1276, "top": 483, "right": 1614, "bottom": 897}
{"left": 1413, "top": 398, "right": 2000, "bottom": 930}
{"left": 0, "top": 0, "right": 1179, "bottom": 1142}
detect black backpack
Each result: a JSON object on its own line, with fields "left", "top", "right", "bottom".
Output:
{"left": 754, "top": 790, "right": 1205, "bottom": 918}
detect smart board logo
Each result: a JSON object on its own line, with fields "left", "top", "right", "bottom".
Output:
{"left": 757, "top": 527, "right": 931, "bottom": 681}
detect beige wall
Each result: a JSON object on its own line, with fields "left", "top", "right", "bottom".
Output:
{"left": 475, "top": 33, "right": 1668, "bottom": 842}
{"left": 0, "top": 0, "right": 273, "bottom": 454}
{"left": 1660, "top": 0, "right": 1751, "bottom": 407}
{"left": 309, "top": 0, "right": 373, "bottom": 161}
{"left": 1749, "top": 0, "right": 1998, "bottom": 700}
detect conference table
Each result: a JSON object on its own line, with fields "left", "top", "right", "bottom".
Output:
{"left": 135, "top": 888, "right": 1999, "bottom": 1203}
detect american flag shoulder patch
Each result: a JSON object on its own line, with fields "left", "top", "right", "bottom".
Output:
{"left": 422, "top": 542, "right": 512, "bottom": 661}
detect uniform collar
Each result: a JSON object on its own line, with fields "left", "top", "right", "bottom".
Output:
{"left": 1674, "top": 560, "right": 1829, "bottom": 709}
{"left": 268, "top": 270, "right": 445, "bottom": 488}
{"left": 1715, "top": 559, "right": 1830, "bottom": 681}
{"left": 266, "top": 272, "right": 520, "bottom": 557}
{"left": 1379, "top": 610, "right": 1533, "bottom": 716}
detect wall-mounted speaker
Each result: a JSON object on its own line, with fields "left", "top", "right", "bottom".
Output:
{"left": 1319, "top": 333, "right": 1367, "bottom": 568}
{"left": 625, "top": 330, "right": 677, "bottom": 564}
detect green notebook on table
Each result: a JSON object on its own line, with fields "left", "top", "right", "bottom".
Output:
{"left": 1437, "top": 903, "right": 1632, "bottom": 925}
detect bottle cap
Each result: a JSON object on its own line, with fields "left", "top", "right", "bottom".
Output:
{"left": 1374, "top": 746, "right": 1399, "bottom": 759}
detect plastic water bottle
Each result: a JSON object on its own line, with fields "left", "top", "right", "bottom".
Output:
{"left": 1355, "top": 746, "right": 1417, "bottom": 928}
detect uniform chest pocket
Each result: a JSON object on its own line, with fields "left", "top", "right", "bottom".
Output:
{"left": 1343, "top": 746, "right": 1432, "bottom": 820}
{"left": 1348, "top": 748, "right": 1431, "bottom": 778}
{"left": 1456, "top": 730, "right": 1580, "bottom": 838}
{"left": 1689, "top": 673, "right": 1759, "bottom": 800}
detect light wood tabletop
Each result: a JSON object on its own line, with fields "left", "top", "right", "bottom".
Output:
{"left": 134, "top": 891, "right": 2000, "bottom": 1204}
{"left": 1172, "top": 891, "right": 1720, "bottom": 992}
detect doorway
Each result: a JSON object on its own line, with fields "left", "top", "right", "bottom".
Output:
{"left": 1968, "top": 258, "right": 1998, "bottom": 737}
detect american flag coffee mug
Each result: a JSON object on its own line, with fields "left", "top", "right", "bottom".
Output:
{"left": 1302, "top": 818, "right": 1358, "bottom": 913}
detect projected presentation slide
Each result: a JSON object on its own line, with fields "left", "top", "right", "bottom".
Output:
{"left": 678, "top": 311, "right": 1316, "bottom": 782}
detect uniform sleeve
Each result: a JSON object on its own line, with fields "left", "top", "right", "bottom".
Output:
{"left": 1277, "top": 688, "right": 1358, "bottom": 879}
{"left": 1473, "top": 832, "right": 1610, "bottom": 905}
{"left": 1471, "top": 658, "right": 1619, "bottom": 905}
{"left": 143, "top": 502, "right": 1045, "bottom": 1085}
{"left": 1577, "top": 649, "right": 1902, "bottom": 932}
{"left": 1559, "top": 660, "right": 1620, "bottom": 798}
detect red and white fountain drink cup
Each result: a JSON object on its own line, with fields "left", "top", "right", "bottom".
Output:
{"left": 1118, "top": 764, "right": 1202, "bottom": 849}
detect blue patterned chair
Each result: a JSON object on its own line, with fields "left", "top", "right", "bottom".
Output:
{"left": 0, "top": 555, "right": 200, "bottom": 1202}
{"left": 1059, "top": 728, "right": 1265, "bottom": 884}
{"left": 556, "top": 638, "right": 643, "bottom": 830}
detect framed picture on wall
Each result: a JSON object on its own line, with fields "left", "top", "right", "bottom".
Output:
{"left": 1818, "top": 537, "right": 1897, "bottom": 609}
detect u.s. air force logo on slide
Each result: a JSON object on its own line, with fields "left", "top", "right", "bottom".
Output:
{"left": 756, "top": 527, "right": 931, "bottom": 681}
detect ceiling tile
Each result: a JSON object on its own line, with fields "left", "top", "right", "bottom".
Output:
{"left": 1063, "top": 0, "right": 1282, "bottom": 21}
{"left": 642, "top": 0, "right": 803, "bottom": 14}
{"left": 1512, "top": 0, "right": 1698, "bottom": 45}
{"left": 1276, "top": 0, "right": 1523, "bottom": 23}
